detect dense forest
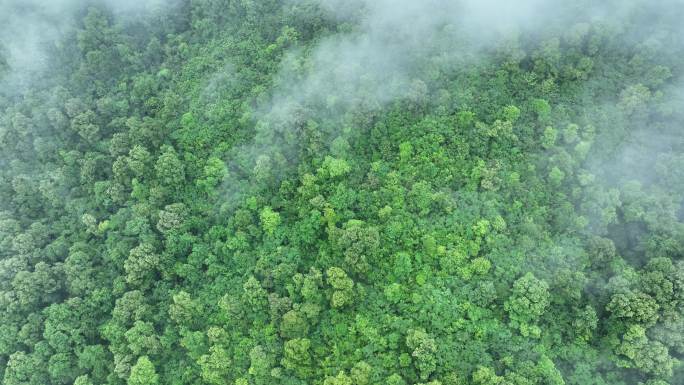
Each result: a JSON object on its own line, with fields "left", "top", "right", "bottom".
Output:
{"left": 0, "top": 1, "right": 683, "bottom": 384}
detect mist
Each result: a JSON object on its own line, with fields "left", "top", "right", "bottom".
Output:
{"left": 222, "top": 0, "right": 684, "bottom": 213}
{"left": 0, "top": 0, "right": 178, "bottom": 89}
{"left": 273, "top": 0, "right": 679, "bottom": 113}
{"left": 0, "top": 1, "right": 682, "bottom": 384}
{"left": 259, "top": 3, "right": 684, "bottom": 381}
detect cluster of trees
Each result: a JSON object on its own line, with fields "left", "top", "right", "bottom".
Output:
{"left": 0, "top": 1, "right": 682, "bottom": 385}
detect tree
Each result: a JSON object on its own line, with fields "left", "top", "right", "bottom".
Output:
{"left": 333, "top": 220, "right": 380, "bottom": 275}
{"left": 572, "top": 305, "right": 598, "bottom": 341}
{"left": 77, "top": 345, "right": 110, "bottom": 382}
{"left": 156, "top": 203, "right": 187, "bottom": 234}
{"left": 260, "top": 206, "right": 281, "bottom": 235}
{"left": 386, "top": 373, "right": 406, "bottom": 385}
{"left": 125, "top": 321, "right": 160, "bottom": 356}
{"left": 606, "top": 290, "right": 659, "bottom": 326}
{"left": 128, "top": 356, "right": 159, "bottom": 385}
{"left": 73, "top": 375, "right": 94, "bottom": 385}
{"left": 507, "top": 273, "right": 550, "bottom": 320}
{"left": 124, "top": 243, "right": 160, "bottom": 287}
{"left": 127, "top": 145, "right": 152, "bottom": 178}
{"left": 350, "top": 361, "right": 373, "bottom": 385}
{"left": 326, "top": 267, "right": 354, "bottom": 308}
{"left": 280, "top": 309, "right": 309, "bottom": 339}
{"left": 197, "top": 156, "right": 227, "bottom": 193}
{"left": 317, "top": 156, "right": 351, "bottom": 178}
{"left": 282, "top": 338, "right": 312, "bottom": 377}
{"left": 472, "top": 366, "right": 507, "bottom": 385}
{"left": 618, "top": 84, "right": 651, "bottom": 117}
{"left": 406, "top": 329, "right": 437, "bottom": 380}
{"left": 12, "top": 261, "right": 61, "bottom": 308}
{"left": 71, "top": 110, "right": 100, "bottom": 143}
{"left": 169, "top": 291, "right": 200, "bottom": 326}
{"left": 504, "top": 273, "right": 550, "bottom": 334}
{"left": 640, "top": 257, "right": 683, "bottom": 312}
{"left": 615, "top": 325, "right": 674, "bottom": 378}
{"left": 198, "top": 346, "right": 232, "bottom": 385}
{"left": 248, "top": 345, "right": 274, "bottom": 381}
{"left": 3, "top": 351, "right": 41, "bottom": 385}
{"left": 64, "top": 249, "right": 96, "bottom": 296}
{"left": 112, "top": 290, "right": 150, "bottom": 324}
{"left": 531, "top": 98, "right": 551, "bottom": 122}
{"left": 243, "top": 276, "right": 268, "bottom": 311}
{"left": 154, "top": 145, "right": 185, "bottom": 190}
{"left": 48, "top": 352, "right": 78, "bottom": 385}
{"left": 324, "top": 371, "right": 353, "bottom": 385}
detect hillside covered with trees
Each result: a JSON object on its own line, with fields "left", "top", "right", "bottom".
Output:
{"left": 0, "top": 1, "right": 683, "bottom": 384}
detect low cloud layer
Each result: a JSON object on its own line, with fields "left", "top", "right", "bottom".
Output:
{"left": 0, "top": 0, "right": 177, "bottom": 87}
{"left": 273, "top": 0, "right": 684, "bottom": 118}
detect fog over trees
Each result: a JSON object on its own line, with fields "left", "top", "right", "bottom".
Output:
{"left": 0, "top": 1, "right": 683, "bottom": 384}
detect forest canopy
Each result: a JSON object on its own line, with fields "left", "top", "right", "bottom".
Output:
{"left": 0, "top": 1, "right": 683, "bottom": 385}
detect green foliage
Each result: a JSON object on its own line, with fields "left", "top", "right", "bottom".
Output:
{"left": 260, "top": 206, "right": 281, "bottom": 235}
{"left": 406, "top": 329, "right": 437, "bottom": 380}
{"left": 506, "top": 273, "right": 550, "bottom": 323}
{"left": 318, "top": 156, "right": 352, "bottom": 178}
{"left": 128, "top": 356, "right": 158, "bottom": 385}
{"left": 324, "top": 371, "right": 353, "bottom": 385}
{"left": 0, "top": 2, "right": 682, "bottom": 385}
